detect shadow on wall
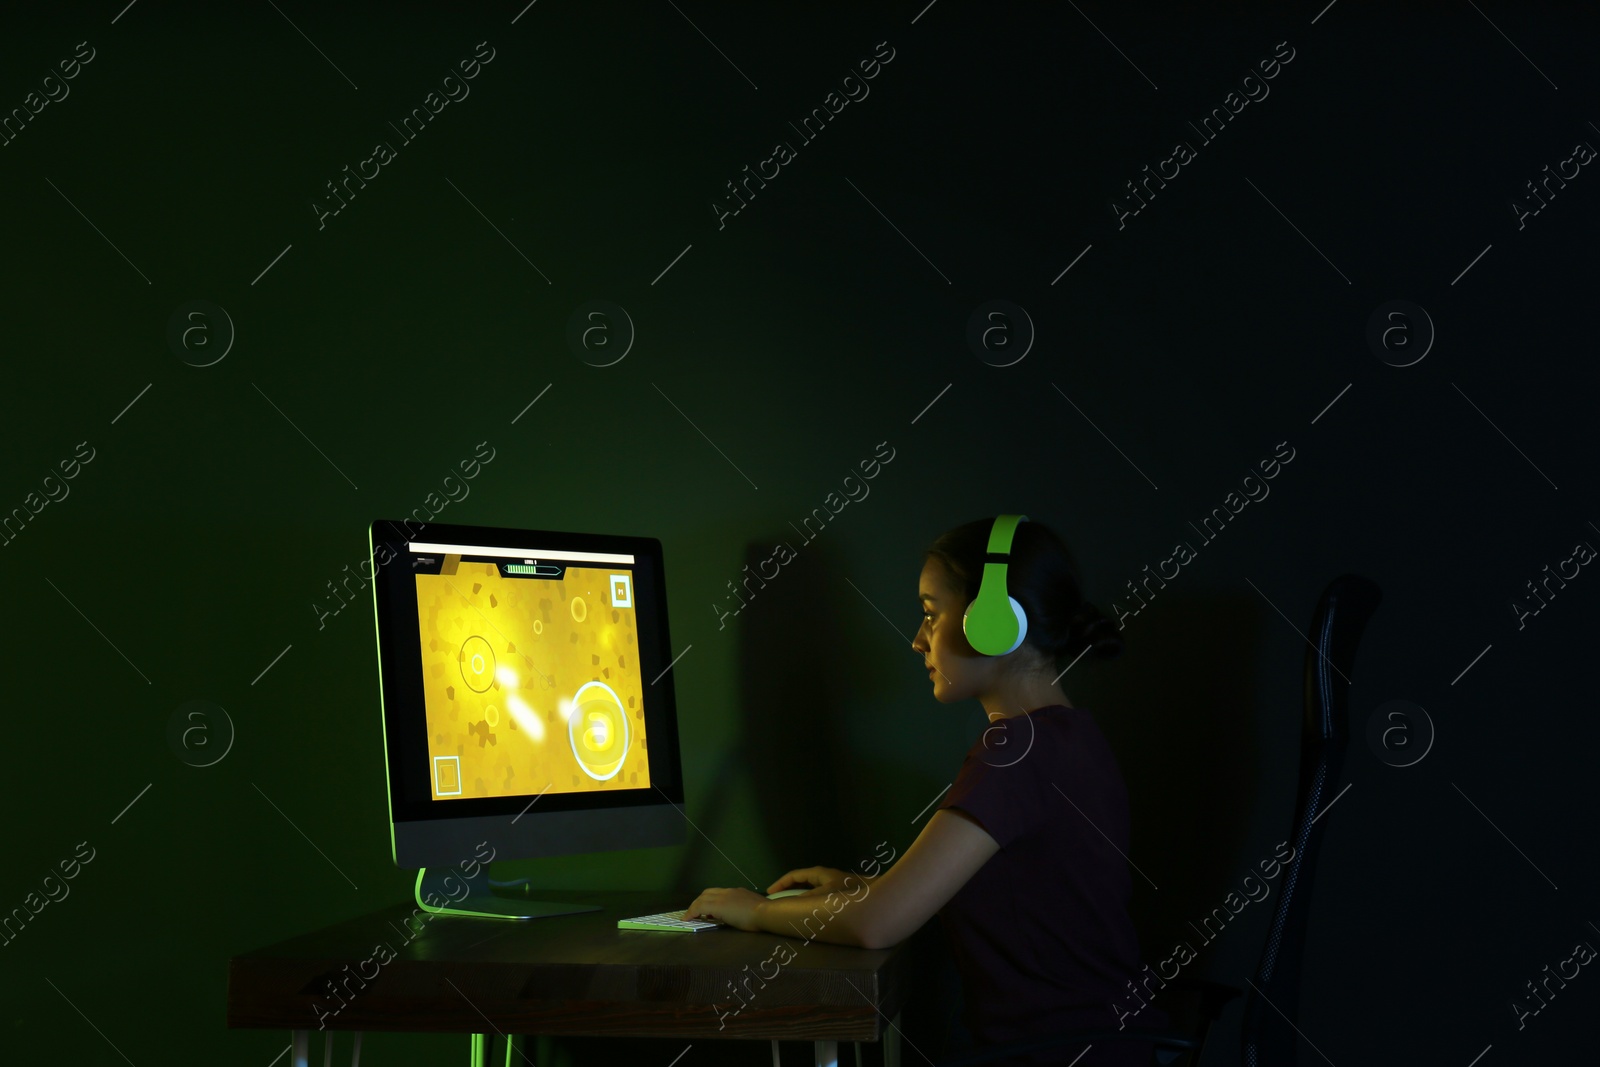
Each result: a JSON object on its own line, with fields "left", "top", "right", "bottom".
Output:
{"left": 669, "top": 537, "right": 880, "bottom": 894}
{"left": 1088, "top": 590, "right": 1263, "bottom": 962}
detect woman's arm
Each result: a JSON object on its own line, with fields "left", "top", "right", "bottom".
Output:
{"left": 754, "top": 885, "right": 876, "bottom": 947}
{"left": 753, "top": 810, "right": 998, "bottom": 949}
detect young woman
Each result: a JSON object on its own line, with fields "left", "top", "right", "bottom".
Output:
{"left": 686, "top": 517, "right": 1165, "bottom": 1066}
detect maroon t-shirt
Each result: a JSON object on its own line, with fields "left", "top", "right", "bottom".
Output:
{"left": 936, "top": 705, "right": 1166, "bottom": 1067}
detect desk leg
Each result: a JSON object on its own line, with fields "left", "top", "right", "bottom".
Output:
{"left": 814, "top": 1039, "right": 838, "bottom": 1067}
{"left": 885, "top": 1010, "right": 901, "bottom": 1067}
{"left": 291, "top": 1030, "right": 309, "bottom": 1067}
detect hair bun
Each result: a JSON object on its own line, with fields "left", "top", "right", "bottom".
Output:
{"left": 1066, "top": 602, "right": 1125, "bottom": 661}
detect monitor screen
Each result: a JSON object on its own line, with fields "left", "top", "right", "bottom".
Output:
{"left": 414, "top": 553, "right": 649, "bottom": 800}
{"left": 370, "top": 519, "right": 687, "bottom": 868}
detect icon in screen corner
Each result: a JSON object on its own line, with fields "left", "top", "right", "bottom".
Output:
{"left": 434, "top": 755, "right": 463, "bottom": 796}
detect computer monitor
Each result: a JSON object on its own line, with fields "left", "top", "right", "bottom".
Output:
{"left": 369, "top": 519, "right": 687, "bottom": 919}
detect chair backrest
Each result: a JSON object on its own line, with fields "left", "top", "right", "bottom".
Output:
{"left": 1239, "top": 573, "right": 1381, "bottom": 1066}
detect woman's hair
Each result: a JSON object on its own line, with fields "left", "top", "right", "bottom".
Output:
{"left": 924, "top": 517, "right": 1124, "bottom": 671}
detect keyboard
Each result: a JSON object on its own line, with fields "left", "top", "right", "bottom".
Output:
{"left": 617, "top": 908, "right": 722, "bottom": 932}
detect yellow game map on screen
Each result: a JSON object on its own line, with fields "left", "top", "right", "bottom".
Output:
{"left": 415, "top": 557, "right": 649, "bottom": 800}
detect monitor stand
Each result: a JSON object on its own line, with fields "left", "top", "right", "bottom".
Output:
{"left": 414, "top": 865, "right": 603, "bottom": 920}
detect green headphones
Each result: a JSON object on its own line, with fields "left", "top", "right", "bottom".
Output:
{"left": 962, "top": 513, "right": 1030, "bottom": 656}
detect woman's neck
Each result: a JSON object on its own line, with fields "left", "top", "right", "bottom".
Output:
{"left": 982, "top": 678, "right": 1072, "bottom": 721}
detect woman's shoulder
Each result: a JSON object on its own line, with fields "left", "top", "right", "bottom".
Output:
{"left": 1032, "top": 705, "right": 1128, "bottom": 777}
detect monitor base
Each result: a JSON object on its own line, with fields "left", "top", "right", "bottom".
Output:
{"left": 414, "top": 865, "right": 603, "bottom": 920}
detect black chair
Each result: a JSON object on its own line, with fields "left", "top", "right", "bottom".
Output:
{"left": 927, "top": 573, "right": 1381, "bottom": 1067}
{"left": 1237, "top": 573, "right": 1379, "bottom": 1066}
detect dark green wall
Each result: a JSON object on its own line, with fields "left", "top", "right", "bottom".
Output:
{"left": 3, "top": 1, "right": 1597, "bottom": 1064}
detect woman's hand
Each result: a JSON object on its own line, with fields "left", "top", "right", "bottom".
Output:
{"left": 766, "top": 866, "right": 859, "bottom": 896}
{"left": 684, "top": 887, "right": 768, "bottom": 932}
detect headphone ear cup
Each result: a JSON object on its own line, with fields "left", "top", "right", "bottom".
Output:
{"left": 965, "top": 593, "right": 1030, "bottom": 656}
{"left": 1002, "top": 595, "right": 1028, "bottom": 655}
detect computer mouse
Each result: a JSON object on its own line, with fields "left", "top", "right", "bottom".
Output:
{"left": 766, "top": 888, "right": 812, "bottom": 899}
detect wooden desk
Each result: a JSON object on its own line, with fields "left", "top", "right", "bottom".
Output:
{"left": 227, "top": 889, "right": 915, "bottom": 1067}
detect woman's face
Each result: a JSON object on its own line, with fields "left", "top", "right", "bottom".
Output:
{"left": 912, "top": 559, "right": 988, "bottom": 702}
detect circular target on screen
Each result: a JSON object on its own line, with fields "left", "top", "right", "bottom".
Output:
{"left": 568, "top": 681, "right": 629, "bottom": 781}
{"left": 459, "top": 635, "right": 496, "bottom": 693}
